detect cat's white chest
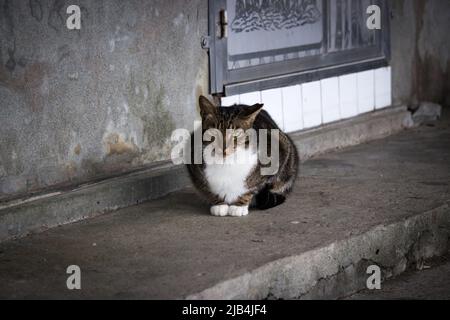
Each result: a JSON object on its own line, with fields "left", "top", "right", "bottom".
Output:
{"left": 204, "top": 147, "right": 258, "bottom": 204}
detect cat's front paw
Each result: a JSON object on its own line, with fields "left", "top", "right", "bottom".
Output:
{"left": 210, "top": 204, "right": 229, "bottom": 217}
{"left": 228, "top": 205, "right": 249, "bottom": 217}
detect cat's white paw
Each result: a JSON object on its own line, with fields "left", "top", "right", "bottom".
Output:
{"left": 210, "top": 204, "right": 229, "bottom": 217}
{"left": 228, "top": 205, "right": 249, "bottom": 217}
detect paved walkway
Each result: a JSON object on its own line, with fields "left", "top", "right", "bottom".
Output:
{"left": 0, "top": 114, "right": 449, "bottom": 299}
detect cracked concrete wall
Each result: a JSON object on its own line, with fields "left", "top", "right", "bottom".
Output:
{"left": 391, "top": 0, "right": 450, "bottom": 108}
{"left": 0, "top": 0, "right": 208, "bottom": 198}
{"left": 1, "top": 0, "right": 449, "bottom": 200}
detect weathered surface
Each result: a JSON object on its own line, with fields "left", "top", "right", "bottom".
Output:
{"left": 189, "top": 205, "right": 449, "bottom": 299}
{"left": 347, "top": 255, "right": 450, "bottom": 300}
{"left": 0, "top": 106, "right": 412, "bottom": 242}
{"left": 0, "top": 162, "right": 190, "bottom": 242}
{"left": 391, "top": 0, "right": 450, "bottom": 108}
{"left": 412, "top": 102, "right": 442, "bottom": 125}
{"left": 0, "top": 112, "right": 449, "bottom": 299}
{"left": 293, "top": 106, "right": 412, "bottom": 161}
{"left": 1, "top": 0, "right": 449, "bottom": 202}
{"left": 0, "top": 0, "right": 208, "bottom": 199}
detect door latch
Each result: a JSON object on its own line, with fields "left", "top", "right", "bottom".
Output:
{"left": 219, "top": 9, "right": 228, "bottom": 39}
{"left": 201, "top": 35, "right": 210, "bottom": 49}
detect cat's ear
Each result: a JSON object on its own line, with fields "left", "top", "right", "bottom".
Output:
{"left": 239, "top": 103, "right": 264, "bottom": 125}
{"left": 198, "top": 95, "right": 217, "bottom": 120}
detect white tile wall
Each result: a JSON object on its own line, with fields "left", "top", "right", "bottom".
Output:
{"left": 357, "top": 70, "right": 375, "bottom": 114}
{"left": 375, "top": 67, "right": 392, "bottom": 109}
{"left": 221, "top": 95, "right": 240, "bottom": 106}
{"left": 221, "top": 67, "right": 392, "bottom": 133}
{"left": 281, "top": 85, "right": 303, "bottom": 132}
{"left": 239, "top": 91, "right": 261, "bottom": 105}
{"left": 321, "top": 77, "right": 340, "bottom": 124}
{"left": 302, "top": 81, "right": 322, "bottom": 129}
{"left": 339, "top": 73, "right": 358, "bottom": 119}
{"left": 261, "top": 88, "right": 284, "bottom": 130}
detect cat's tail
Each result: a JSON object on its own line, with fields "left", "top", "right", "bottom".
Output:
{"left": 253, "top": 185, "right": 286, "bottom": 210}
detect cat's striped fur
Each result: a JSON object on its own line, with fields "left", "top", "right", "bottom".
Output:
{"left": 186, "top": 96, "right": 299, "bottom": 217}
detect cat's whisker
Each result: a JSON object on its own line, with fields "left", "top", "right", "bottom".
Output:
{"left": 187, "top": 95, "right": 299, "bottom": 217}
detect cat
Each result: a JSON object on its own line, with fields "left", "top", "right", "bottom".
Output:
{"left": 186, "top": 95, "right": 299, "bottom": 217}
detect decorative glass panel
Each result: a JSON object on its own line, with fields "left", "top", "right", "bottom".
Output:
{"left": 327, "top": 0, "right": 377, "bottom": 52}
{"left": 208, "top": 0, "right": 389, "bottom": 95}
{"left": 227, "top": 0, "right": 324, "bottom": 70}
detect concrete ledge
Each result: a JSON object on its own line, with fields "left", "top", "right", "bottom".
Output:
{"left": 0, "top": 163, "right": 190, "bottom": 242}
{"left": 293, "top": 105, "right": 413, "bottom": 161}
{"left": 188, "top": 203, "right": 450, "bottom": 299}
{"left": 0, "top": 106, "right": 413, "bottom": 242}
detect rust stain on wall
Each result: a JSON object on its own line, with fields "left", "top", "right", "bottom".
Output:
{"left": 0, "top": 62, "right": 51, "bottom": 112}
{"left": 105, "top": 133, "right": 138, "bottom": 156}
{"left": 65, "top": 161, "right": 77, "bottom": 180}
{"left": 74, "top": 144, "right": 81, "bottom": 155}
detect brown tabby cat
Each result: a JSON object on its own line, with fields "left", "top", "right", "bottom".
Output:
{"left": 187, "top": 96, "right": 299, "bottom": 217}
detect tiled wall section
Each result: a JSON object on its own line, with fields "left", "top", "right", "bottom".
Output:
{"left": 221, "top": 67, "right": 392, "bottom": 133}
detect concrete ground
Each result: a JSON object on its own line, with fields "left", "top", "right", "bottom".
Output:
{"left": 0, "top": 113, "right": 449, "bottom": 299}
{"left": 347, "top": 255, "right": 450, "bottom": 300}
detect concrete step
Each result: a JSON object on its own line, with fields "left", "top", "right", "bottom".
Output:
{"left": 346, "top": 255, "right": 450, "bottom": 300}
{"left": 0, "top": 113, "right": 449, "bottom": 299}
{"left": 0, "top": 106, "right": 412, "bottom": 242}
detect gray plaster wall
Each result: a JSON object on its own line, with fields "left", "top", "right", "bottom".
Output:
{"left": 1, "top": 0, "right": 449, "bottom": 200}
{"left": 391, "top": 0, "right": 450, "bottom": 108}
{"left": 0, "top": 0, "right": 208, "bottom": 198}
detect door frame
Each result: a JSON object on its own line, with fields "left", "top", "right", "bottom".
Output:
{"left": 208, "top": 0, "right": 390, "bottom": 96}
